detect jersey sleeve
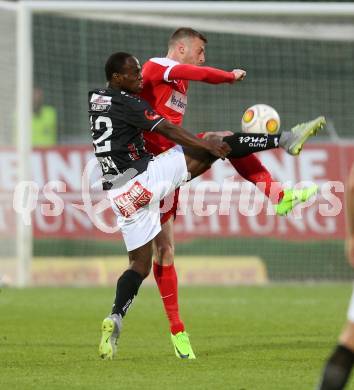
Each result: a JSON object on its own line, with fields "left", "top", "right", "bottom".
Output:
{"left": 142, "top": 61, "right": 167, "bottom": 83}
{"left": 123, "top": 95, "right": 165, "bottom": 131}
{"left": 166, "top": 64, "right": 235, "bottom": 84}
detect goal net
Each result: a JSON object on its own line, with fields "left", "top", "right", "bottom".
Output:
{"left": 3, "top": 1, "right": 354, "bottom": 285}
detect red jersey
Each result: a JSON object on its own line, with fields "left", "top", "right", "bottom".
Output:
{"left": 140, "top": 57, "right": 235, "bottom": 155}
{"left": 140, "top": 58, "right": 283, "bottom": 209}
{"left": 140, "top": 58, "right": 188, "bottom": 154}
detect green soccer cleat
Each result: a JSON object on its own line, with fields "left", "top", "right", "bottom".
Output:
{"left": 99, "top": 314, "right": 122, "bottom": 360}
{"left": 274, "top": 184, "right": 318, "bottom": 216}
{"left": 171, "top": 331, "right": 196, "bottom": 359}
{"left": 281, "top": 116, "right": 326, "bottom": 156}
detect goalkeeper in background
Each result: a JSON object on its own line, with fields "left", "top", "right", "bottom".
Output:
{"left": 316, "top": 164, "right": 354, "bottom": 390}
{"left": 140, "top": 27, "right": 318, "bottom": 359}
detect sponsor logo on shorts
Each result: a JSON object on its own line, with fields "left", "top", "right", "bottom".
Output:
{"left": 165, "top": 90, "right": 187, "bottom": 114}
{"left": 113, "top": 181, "right": 153, "bottom": 218}
{"left": 90, "top": 93, "right": 112, "bottom": 112}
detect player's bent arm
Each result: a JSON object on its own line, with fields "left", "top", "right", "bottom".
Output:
{"left": 167, "top": 64, "right": 246, "bottom": 84}
{"left": 154, "top": 120, "right": 229, "bottom": 159}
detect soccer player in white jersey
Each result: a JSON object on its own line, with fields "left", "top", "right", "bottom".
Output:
{"left": 91, "top": 51, "right": 325, "bottom": 360}
{"left": 140, "top": 27, "right": 320, "bottom": 359}
{"left": 316, "top": 164, "right": 354, "bottom": 390}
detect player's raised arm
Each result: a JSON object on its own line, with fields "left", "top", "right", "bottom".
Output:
{"left": 166, "top": 64, "right": 246, "bottom": 84}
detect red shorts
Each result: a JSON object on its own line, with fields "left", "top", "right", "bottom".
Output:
{"left": 160, "top": 188, "right": 180, "bottom": 225}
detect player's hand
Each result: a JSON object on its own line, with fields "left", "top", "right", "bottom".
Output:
{"left": 204, "top": 140, "right": 231, "bottom": 160}
{"left": 232, "top": 69, "right": 246, "bottom": 82}
{"left": 346, "top": 236, "right": 354, "bottom": 267}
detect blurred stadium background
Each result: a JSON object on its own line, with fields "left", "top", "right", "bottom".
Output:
{"left": 1, "top": 0, "right": 354, "bottom": 286}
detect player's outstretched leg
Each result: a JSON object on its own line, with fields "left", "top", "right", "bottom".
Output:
{"left": 99, "top": 313, "right": 122, "bottom": 360}
{"left": 281, "top": 116, "right": 326, "bottom": 156}
{"left": 222, "top": 116, "right": 326, "bottom": 159}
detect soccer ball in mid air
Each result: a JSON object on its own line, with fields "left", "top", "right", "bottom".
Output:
{"left": 241, "top": 104, "right": 280, "bottom": 134}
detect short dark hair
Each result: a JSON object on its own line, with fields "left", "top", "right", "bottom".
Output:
{"left": 105, "top": 52, "right": 133, "bottom": 81}
{"left": 168, "top": 27, "right": 207, "bottom": 48}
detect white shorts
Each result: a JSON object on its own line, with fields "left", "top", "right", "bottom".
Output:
{"left": 347, "top": 286, "right": 354, "bottom": 322}
{"left": 108, "top": 146, "right": 188, "bottom": 251}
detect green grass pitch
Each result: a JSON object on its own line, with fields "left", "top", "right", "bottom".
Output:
{"left": 1, "top": 284, "right": 353, "bottom": 390}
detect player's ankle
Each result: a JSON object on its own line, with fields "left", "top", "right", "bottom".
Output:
{"left": 171, "top": 323, "right": 185, "bottom": 335}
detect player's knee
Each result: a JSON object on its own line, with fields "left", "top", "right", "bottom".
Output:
{"left": 140, "top": 263, "right": 152, "bottom": 279}
{"left": 129, "top": 258, "right": 152, "bottom": 279}
{"left": 156, "top": 243, "right": 175, "bottom": 265}
{"left": 132, "top": 262, "right": 151, "bottom": 279}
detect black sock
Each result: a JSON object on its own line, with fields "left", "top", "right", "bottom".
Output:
{"left": 112, "top": 269, "right": 143, "bottom": 318}
{"left": 317, "top": 344, "right": 354, "bottom": 390}
{"left": 223, "top": 133, "right": 280, "bottom": 158}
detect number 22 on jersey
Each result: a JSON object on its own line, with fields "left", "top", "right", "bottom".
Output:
{"left": 90, "top": 115, "right": 113, "bottom": 154}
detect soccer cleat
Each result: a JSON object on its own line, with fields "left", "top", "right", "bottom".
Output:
{"left": 281, "top": 116, "right": 326, "bottom": 156}
{"left": 275, "top": 184, "right": 318, "bottom": 216}
{"left": 171, "top": 331, "right": 196, "bottom": 360}
{"left": 99, "top": 314, "right": 122, "bottom": 360}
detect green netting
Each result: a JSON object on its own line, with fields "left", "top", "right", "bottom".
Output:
{"left": 33, "top": 13, "right": 354, "bottom": 141}
{"left": 30, "top": 10, "right": 354, "bottom": 281}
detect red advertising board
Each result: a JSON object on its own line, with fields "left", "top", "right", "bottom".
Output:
{"left": 1, "top": 143, "right": 353, "bottom": 241}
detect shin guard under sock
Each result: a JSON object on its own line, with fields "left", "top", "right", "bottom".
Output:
{"left": 112, "top": 269, "right": 143, "bottom": 318}
{"left": 317, "top": 344, "right": 354, "bottom": 390}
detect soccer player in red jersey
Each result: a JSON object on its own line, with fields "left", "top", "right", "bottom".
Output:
{"left": 140, "top": 27, "right": 318, "bottom": 359}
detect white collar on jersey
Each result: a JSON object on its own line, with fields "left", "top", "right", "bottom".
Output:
{"left": 149, "top": 57, "right": 180, "bottom": 66}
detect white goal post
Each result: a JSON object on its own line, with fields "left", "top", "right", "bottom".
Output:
{"left": 1, "top": 1, "right": 354, "bottom": 286}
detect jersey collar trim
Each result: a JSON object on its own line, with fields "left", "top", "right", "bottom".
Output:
{"left": 150, "top": 57, "right": 180, "bottom": 67}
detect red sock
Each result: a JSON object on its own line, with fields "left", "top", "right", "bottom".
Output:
{"left": 229, "top": 154, "right": 284, "bottom": 203}
{"left": 197, "top": 132, "right": 284, "bottom": 204}
{"left": 153, "top": 262, "right": 185, "bottom": 335}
